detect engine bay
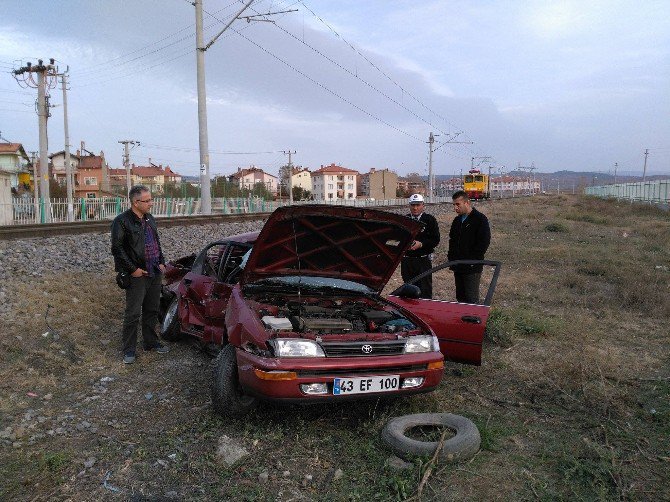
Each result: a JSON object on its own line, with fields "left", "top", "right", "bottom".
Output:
{"left": 246, "top": 294, "right": 419, "bottom": 335}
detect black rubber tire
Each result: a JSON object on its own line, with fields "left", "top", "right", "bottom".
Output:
{"left": 381, "top": 413, "right": 481, "bottom": 462}
{"left": 159, "top": 297, "right": 182, "bottom": 341}
{"left": 211, "top": 344, "right": 258, "bottom": 418}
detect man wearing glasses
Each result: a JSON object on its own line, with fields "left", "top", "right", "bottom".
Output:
{"left": 111, "top": 185, "right": 169, "bottom": 364}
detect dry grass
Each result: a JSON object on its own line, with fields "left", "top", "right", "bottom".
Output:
{"left": 1, "top": 194, "right": 669, "bottom": 501}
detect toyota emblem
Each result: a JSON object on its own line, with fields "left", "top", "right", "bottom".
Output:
{"left": 361, "top": 344, "right": 373, "bottom": 354}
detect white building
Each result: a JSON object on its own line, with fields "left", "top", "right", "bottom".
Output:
{"left": 229, "top": 166, "right": 278, "bottom": 195}
{"left": 490, "top": 176, "right": 541, "bottom": 195}
{"left": 311, "top": 163, "right": 359, "bottom": 201}
{"left": 291, "top": 167, "right": 312, "bottom": 193}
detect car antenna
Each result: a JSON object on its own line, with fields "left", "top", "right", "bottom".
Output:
{"left": 292, "top": 219, "right": 303, "bottom": 312}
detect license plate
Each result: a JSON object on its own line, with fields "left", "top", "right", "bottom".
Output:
{"left": 333, "top": 375, "right": 400, "bottom": 395}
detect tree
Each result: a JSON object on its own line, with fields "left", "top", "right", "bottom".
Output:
{"left": 48, "top": 179, "right": 67, "bottom": 199}
{"left": 163, "top": 181, "right": 200, "bottom": 198}
{"left": 292, "top": 186, "right": 311, "bottom": 200}
{"left": 211, "top": 178, "right": 243, "bottom": 198}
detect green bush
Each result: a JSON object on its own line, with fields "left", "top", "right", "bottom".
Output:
{"left": 545, "top": 222, "right": 569, "bottom": 232}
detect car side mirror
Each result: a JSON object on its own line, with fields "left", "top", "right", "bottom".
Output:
{"left": 390, "top": 284, "right": 421, "bottom": 299}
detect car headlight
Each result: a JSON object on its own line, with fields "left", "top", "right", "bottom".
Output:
{"left": 404, "top": 335, "right": 440, "bottom": 354}
{"left": 271, "top": 339, "right": 325, "bottom": 358}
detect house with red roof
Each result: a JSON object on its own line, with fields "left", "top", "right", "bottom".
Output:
{"left": 311, "top": 163, "right": 359, "bottom": 201}
{"left": 108, "top": 162, "right": 183, "bottom": 195}
{"left": 229, "top": 166, "right": 278, "bottom": 195}
{"left": 0, "top": 142, "right": 32, "bottom": 189}
{"left": 50, "top": 142, "right": 113, "bottom": 198}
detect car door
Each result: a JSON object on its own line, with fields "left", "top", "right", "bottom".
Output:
{"left": 202, "top": 242, "right": 252, "bottom": 319}
{"left": 386, "top": 260, "right": 501, "bottom": 365}
{"left": 179, "top": 242, "right": 230, "bottom": 335}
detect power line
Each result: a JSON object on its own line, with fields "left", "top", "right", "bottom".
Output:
{"left": 70, "top": 1, "right": 241, "bottom": 78}
{"left": 297, "top": 0, "right": 467, "bottom": 136}
{"left": 73, "top": 15, "right": 257, "bottom": 88}
{"left": 227, "top": 25, "right": 422, "bottom": 143}
{"left": 138, "top": 143, "right": 278, "bottom": 155}
{"left": 0, "top": 88, "right": 33, "bottom": 96}
{"left": 0, "top": 107, "right": 34, "bottom": 113}
{"left": 268, "top": 18, "right": 453, "bottom": 137}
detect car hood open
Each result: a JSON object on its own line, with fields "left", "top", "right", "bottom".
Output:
{"left": 241, "top": 205, "right": 422, "bottom": 291}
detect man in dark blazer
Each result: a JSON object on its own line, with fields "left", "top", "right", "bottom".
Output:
{"left": 401, "top": 194, "right": 440, "bottom": 299}
{"left": 447, "top": 190, "right": 491, "bottom": 304}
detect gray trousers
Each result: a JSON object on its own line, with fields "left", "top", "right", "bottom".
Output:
{"left": 454, "top": 273, "right": 481, "bottom": 304}
{"left": 122, "top": 273, "right": 162, "bottom": 354}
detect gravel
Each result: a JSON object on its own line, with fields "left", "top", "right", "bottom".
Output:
{"left": 0, "top": 219, "right": 267, "bottom": 284}
{"left": 0, "top": 205, "right": 459, "bottom": 281}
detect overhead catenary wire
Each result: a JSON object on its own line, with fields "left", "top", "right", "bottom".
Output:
{"left": 239, "top": 0, "right": 478, "bottom": 160}
{"left": 268, "top": 18, "right": 453, "bottom": 138}
{"left": 296, "top": 0, "right": 468, "bottom": 137}
{"left": 138, "top": 143, "right": 278, "bottom": 155}
{"left": 73, "top": 13, "right": 257, "bottom": 88}
{"left": 70, "top": 0, "right": 242, "bottom": 78}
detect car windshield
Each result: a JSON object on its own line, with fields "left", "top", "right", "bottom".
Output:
{"left": 245, "top": 275, "right": 375, "bottom": 295}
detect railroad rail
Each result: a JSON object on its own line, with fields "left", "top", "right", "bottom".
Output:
{"left": 0, "top": 212, "right": 275, "bottom": 240}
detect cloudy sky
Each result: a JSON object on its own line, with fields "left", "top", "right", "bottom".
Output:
{"left": 0, "top": 0, "right": 668, "bottom": 178}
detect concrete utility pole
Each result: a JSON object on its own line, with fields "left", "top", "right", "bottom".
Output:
{"left": 119, "top": 140, "right": 139, "bottom": 196}
{"left": 430, "top": 132, "right": 471, "bottom": 198}
{"left": 193, "top": 0, "right": 256, "bottom": 215}
{"left": 13, "top": 58, "right": 58, "bottom": 222}
{"left": 642, "top": 149, "right": 649, "bottom": 182}
{"left": 282, "top": 150, "right": 296, "bottom": 204}
{"left": 60, "top": 71, "right": 74, "bottom": 222}
{"left": 427, "top": 133, "right": 436, "bottom": 201}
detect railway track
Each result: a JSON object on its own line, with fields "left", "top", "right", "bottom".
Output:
{"left": 0, "top": 212, "right": 274, "bottom": 240}
{"left": 0, "top": 202, "right": 458, "bottom": 240}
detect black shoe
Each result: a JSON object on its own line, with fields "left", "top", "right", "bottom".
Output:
{"left": 145, "top": 344, "right": 169, "bottom": 354}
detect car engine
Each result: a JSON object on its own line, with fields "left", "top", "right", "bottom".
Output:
{"left": 247, "top": 295, "right": 417, "bottom": 334}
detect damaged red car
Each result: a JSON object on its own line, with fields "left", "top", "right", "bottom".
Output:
{"left": 159, "top": 205, "right": 500, "bottom": 417}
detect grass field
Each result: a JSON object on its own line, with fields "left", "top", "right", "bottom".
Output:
{"left": 1, "top": 194, "right": 668, "bottom": 501}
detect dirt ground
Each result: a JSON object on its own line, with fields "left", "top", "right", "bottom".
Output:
{"left": 1, "top": 195, "right": 669, "bottom": 501}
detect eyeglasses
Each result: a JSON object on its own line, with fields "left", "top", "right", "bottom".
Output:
{"left": 136, "top": 199, "right": 153, "bottom": 204}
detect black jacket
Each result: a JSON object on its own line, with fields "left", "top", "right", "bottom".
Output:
{"left": 447, "top": 207, "right": 490, "bottom": 273}
{"left": 111, "top": 209, "right": 164, "bottom": 273}
{"left": 405, "top": 212, "right": 440, "bottom": 257}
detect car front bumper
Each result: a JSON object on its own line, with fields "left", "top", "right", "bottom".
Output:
{"left": 236, "top": 349, "right": 444, "bottom": 402}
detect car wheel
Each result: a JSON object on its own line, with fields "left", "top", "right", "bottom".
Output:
{"left": 160, "top": 297, "right": 182, "bottom": 341}
{"left": 381, "top": 413, "right": 480, "bottom": 462}
{"left": 211, "top": 344, "right": 258, "bottom": 418}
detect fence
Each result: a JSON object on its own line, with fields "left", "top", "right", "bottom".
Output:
{"left": 584, "top": 179, "right": 669, "bottom": 205}
{"left": 2, "top": 196, "right": 455, "bottom": 226}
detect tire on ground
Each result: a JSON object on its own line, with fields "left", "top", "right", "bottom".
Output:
{"left": 211, "top": 344, "right": 258, "bottom": 418}
{"left": 381, "top": 413, "right": 481, "bottom": 462}
{"left": 160, "top": 296, "right": 182, "bottom": 341}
